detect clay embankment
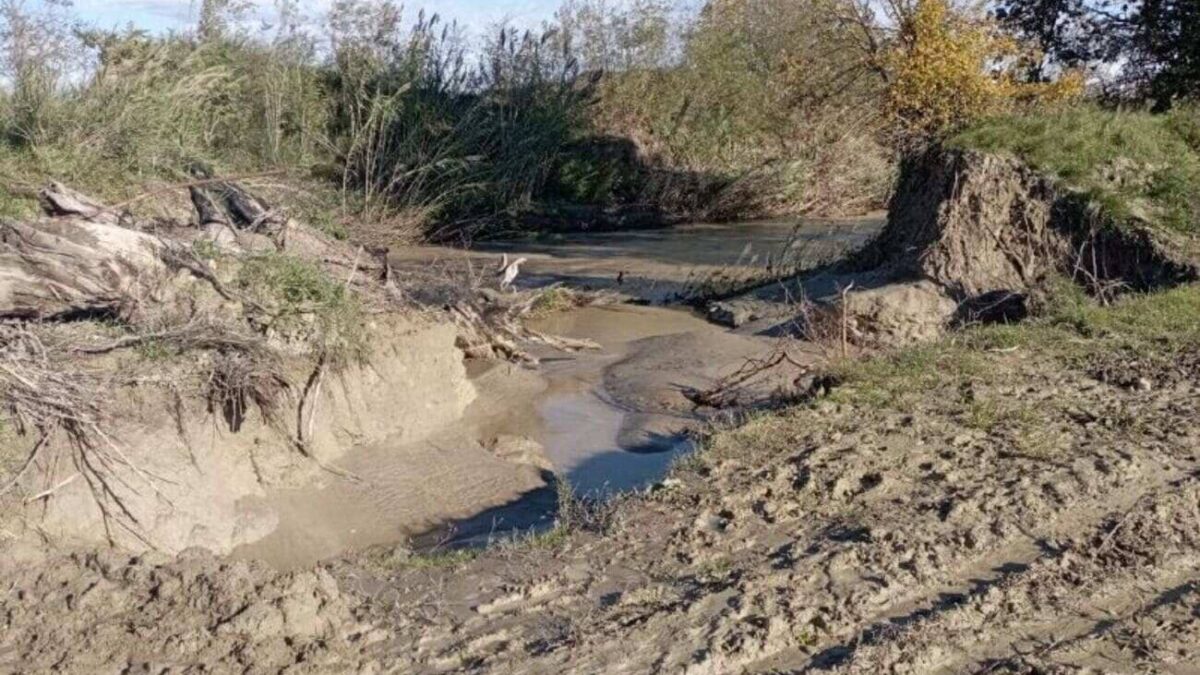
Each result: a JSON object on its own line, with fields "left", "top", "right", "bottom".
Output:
{"left": 723, "top": 146, "right": 1200, "bottom": 347}
{"left": 0, "top": 182, "right": 550, "bottom": 558}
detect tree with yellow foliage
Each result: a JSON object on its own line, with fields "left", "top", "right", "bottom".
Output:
{"left": 884, "top": 0, "right": 1084, "bottom": 138}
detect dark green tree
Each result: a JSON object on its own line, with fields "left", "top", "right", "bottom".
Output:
{"left": 995, "top": 0, "right": 1199, "bottom": 106}
{"left": 1134, "top": 0, "right": 1200, "bottom": 108}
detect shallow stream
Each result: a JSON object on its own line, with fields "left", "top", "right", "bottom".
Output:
{"left": 235, "top": 217, "right": 881, "bottom": 569}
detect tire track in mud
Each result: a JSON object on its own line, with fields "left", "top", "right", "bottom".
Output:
{"left": 354, "top": 351, "right": 1200, "bottom": 674}
{"left": 829, "top": 475, "right": 1200, "bottom": 674}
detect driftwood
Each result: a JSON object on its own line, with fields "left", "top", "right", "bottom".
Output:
{"left": 0, "top": 182, "right": 178, "bottom": 319}
{"left": 0, "top": 217, "right": 167, "bottom": 319}
{"left": 189, "top": 179, "right": 277, "bottom": 231}
{"left": 188, "top": 176, "right": 384, "bottom": 281}
{"left": 37, "top": 182, "right": 122, "bottom": 225}
{"left": 683, "top": 345, "right": 810, "bottom": 410}
{"left": 450, "top": 287, "right": 602, "bottom": 364}
{"left": 0, "top": 176, "right": 394, "bottom": 320}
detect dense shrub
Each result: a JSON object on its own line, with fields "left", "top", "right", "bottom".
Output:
{"left": 885, "top": 0, "right": 1083, "bottom": 139}
{"left": 0, "top": 0, "right": 1169, "bottom": 243}
{"left": 577, "top": 0, "right": 895, "bottom": 217}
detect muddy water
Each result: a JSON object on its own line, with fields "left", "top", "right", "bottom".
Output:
{"left": 234, "top": 304, "right": 768, "bottom": 568}
{"left": 396, "top": 216, "right": 882, "bottom": 302}
{"left": 528, "top": 305, "right": 721, "bottom": 494}
{"left": 235, "top": 219, "right": 875, "bottom": 569}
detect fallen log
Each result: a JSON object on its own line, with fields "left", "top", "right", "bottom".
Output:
{"left": 38, "top": 182, "right": 121, "bottom": 225}
{"left": 4, "top": 175, "right": 401, "bottom": 321}
{"left": 187, "top": 176, "right": 384, "bottom": 280}
{"left": 188, "top": 175, "right": 278, "bottom": 232}
{"left": 0, "top": 217, "right": 167, "bottom": 319}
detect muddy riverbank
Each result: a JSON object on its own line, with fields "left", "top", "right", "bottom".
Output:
{"left": 7, "top": 285, "right": 1199, "bottom": 674}
{"left": 7, "top": 144, "right": 1200, "bottom": 667}
{"left": 222, "top": 217, "right": 868, "bottom": 568}
{"left": 233, "top": 302, "right": 804, "bottom": 569}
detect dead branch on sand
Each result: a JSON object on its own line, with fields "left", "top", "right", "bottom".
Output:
{"left": 684, "top": 341, "right": 812, "bottom": 410}
{"left": 450, "top": 286, "right": 603, "bottom": 365}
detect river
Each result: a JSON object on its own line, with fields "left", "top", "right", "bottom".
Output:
{"left": 235, "top": 216, "right": 882, "bottom": 567}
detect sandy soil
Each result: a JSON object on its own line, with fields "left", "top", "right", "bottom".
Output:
{"left": 1, "top": 318, "right": 478, "bottom": 557}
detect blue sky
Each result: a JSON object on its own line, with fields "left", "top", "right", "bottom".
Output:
{"left": 61, "top": 1, "right": 562, "bottom": 38}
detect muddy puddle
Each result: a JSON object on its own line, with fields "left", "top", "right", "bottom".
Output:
{"left": 234, "top": 218, "right": 874, "bottom": 569}
{"left": 234, "top": 304, "right": 771, "bottom": 568}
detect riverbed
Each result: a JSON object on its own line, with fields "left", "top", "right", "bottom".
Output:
{"left": 395, "top": 216, "right": 881, "bottom": 302}
{"left": 234, "top": 217, "right": 881, "bottom": 568}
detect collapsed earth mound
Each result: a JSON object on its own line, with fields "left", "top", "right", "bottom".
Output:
{"left": 835, "top": 146, "right": 1200, "bottom": 345}
{"left": 0, "top": 181, "right": 486, "bottom": 555}
{"left": 866, "top": 146, "right": 1199, "bottom": 295}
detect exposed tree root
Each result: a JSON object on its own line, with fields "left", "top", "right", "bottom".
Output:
{"left": 0, "top": 325, "right": 167, "bottom": 545}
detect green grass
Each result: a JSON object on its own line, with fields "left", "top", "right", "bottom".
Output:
{"left": 285, "top": 184, "right": 352, "bottom": 241}
{"left": 0, "top": 184, "right": 36, "bottom": 220}
{"left": 825, "top": 344, "right": 989, "bottom": 410}
{"left": 402, "top": 548, "right": 480, "bottom": 570}
{"left": 191, "top": 238, "right": 222, "bottom": 261}
{"left": 235, "top": 253, "right": 366, "bottom": 363}
{"left": 520, "top": 525, "right": 573, "bottom": 551}
{"left": 951, "top": 107, "right": 1200, "bottom": 233}
{"left": 1047, "top": 283, "right": 1200, "bottom": 347}
{"left": 703, "top": 284, "right": 1200, "bottom": 470}
{"left": 134, "top": 338, "right": 174, "bottom": 362}
{"left": 825, "top": 282, "right": 1200, "bottom": 411}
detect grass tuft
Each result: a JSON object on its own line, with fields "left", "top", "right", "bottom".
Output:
{"left": 235, "top": 253, "right": 366, "bottom": 365}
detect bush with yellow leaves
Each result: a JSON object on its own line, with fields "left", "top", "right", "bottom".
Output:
{"left": 885, "top": 0, "right": 1084, "bottom": 138}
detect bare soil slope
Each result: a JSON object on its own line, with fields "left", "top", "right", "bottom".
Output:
{"left": 859, "top": 147, "right": 1200, "bottom": 297}
{"left": 741, "top": 147, "right": 1200, "bottom": 348}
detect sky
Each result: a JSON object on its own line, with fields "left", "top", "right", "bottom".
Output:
{"left": 61, "top": 0, "right": 563, "bottom": 39}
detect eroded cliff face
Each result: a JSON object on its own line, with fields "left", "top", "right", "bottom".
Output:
{"left": 868, "top": 148, "right": 1067, "bottom": 297}
{"left": 839, "top": 147, "right": 1200, "bottom": 345}
{"left": 875, "top": 148, "right": 1198, "bottom": 295}
{"left": 12, "top": 318, "right": 475, "bottom": 555}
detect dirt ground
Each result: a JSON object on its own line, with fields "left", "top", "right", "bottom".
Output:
{"left": 4, "top": 291, "right": 1199, "bottom": 674}
{"left": 3, "top": 163, "right": 1199, "bottom": 672}
{"left": 323, "top": 328, "right": 1200, "bottom": 674}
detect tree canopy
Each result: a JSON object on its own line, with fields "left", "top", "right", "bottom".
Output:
{"left": 997, "top": 0, "right": 1200, "bottom": 107}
